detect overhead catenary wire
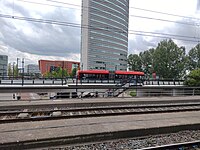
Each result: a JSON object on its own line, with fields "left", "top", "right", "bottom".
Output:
{"left": 18, "top": 0, "right": 200, "bottom": 21}
{"left": 2, "top": 0, "right": 200, "bottom": 44}
{"left": 14, "top": 1, "right": 199, "bottom": 30}
{"left": 130, "top": 15, "right": 197, "bottom": 26}
{"left": 0, "top": 12, "right": 198, "bottom": 41}
{"left": 15, "top": 0, "right": 200, "bottom": 32}
{"left": 15, "top": 0, "right": 200, "bottom": 43}
{"left": 18, "top": 0, "right": 76, "bottom": 9}
{"left": 0, "top": 13, "right": 200, "bottom": 43}
{"left": 45, "top": 0, "right": 200, "bottom": 21}
{"left": 10, "top": 0, "right": 200, "bottom": 27}
{"left": 130, "top": 7, "right": 200, "bottom": 21}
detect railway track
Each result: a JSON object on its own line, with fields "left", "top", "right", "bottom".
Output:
{"left": 58, "top": 136, "right": 200, "bottom": 150}
{"left": 141, "top": 140, "right": 200, "bottom": 150}
{"left": 1, "top": 103, "right": 200, "bottom": 123}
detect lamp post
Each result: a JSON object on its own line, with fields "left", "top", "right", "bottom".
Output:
{"left": 12, "top": 62, "right": 15, "bottom": 79}
{"left": 2, "top": 64, "right": 5, "bottom": 79}
{"left": 17, "top": 58, "right": 19, "bottom": 77}
{"left": 22, "top": 58, "right": 24, "bottom": 86}
{"left": 62, "top": 61, "right": 64, "bottom": 85}
{"left": 75, "top": 63, "right": 78, "bottom": 93}
{"left": 27, "top": 65, "right": 29, "bottom": 77}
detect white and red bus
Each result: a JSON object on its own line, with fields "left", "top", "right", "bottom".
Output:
{"left": 77, "top": 70, "right": 144, "bottom": 83}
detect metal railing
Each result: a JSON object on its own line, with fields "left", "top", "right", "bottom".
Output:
{"left": 0, "top": 76, "right": 76, "bottom": 85}
{"left": 0, "top": 76, "right": 184, "bottom": 86}
{"left": 143, "top": 79, "right": 184, "bottom": 86}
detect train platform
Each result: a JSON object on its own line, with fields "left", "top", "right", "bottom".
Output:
{"left": 0, "top": 96, "right": 200, "bottom": 108}
{"left": 0, "top": 111, "right": 200, "bottom": 149}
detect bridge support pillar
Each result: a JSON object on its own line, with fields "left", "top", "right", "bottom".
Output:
{"left": 69, "top": 92, "right": 72, "bottom": 99}
{"left": 172, "top": 89, "right": 176, "bottom": 96}
{"left": 172, "top": 89, "right": 182, "bottom": 96}
{"left": 136, "top": 89, "right": 145, "bottom": 97}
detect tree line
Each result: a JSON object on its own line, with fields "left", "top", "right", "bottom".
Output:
{"left": 43, "top": 67, "right": 77, "bottom": 78}
{"left": 128, "top": 39, "right": 200, "bottom": 80}
{"left": 7, "top": 64, "right": 77, "bottom": 78}
{"left": 7, "top": 63, "right": 19, "bottom": 77}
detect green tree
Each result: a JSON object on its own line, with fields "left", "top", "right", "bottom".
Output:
{"left": 71, "top": 68, "right": 77, "bottom": 77}
{"left": 16, "top": 64, "right": 19, "bottom": 77}
{"left": 56, "top": 67, "right": 68, "bottom": 78}
{"left": 8, "top": 63, "right": 12, "bottom": 77}
{"left": 184, "top": 68, "right": 200, "bottom": 86}
{"left": 13, "top": 64, "right": 18, "bottom": 77}
{"left": 62, "top": 68, "right": 68, "bottom": 77}
{"left": 153, "top": 39, "right": 186, "bottom": 79}
{"left": 44, "top": 72, "right": 52, "bottom": 78}
{"left": 55, "top": 67, "right": 63, "bottom": 78}
{"left": 127, "top": 54, "right": 142, "bottom": 71}
{"left": 188, "top": 43, "right": 200, "bottom": 71}
{"left": 139, "top": 48, "right": 155, "bottom": 76}
{"left": 43, "top": 67, "right": 68, "bottom": 78}
{"left": 51, "top": 70, "right": 58, "bottom": 78}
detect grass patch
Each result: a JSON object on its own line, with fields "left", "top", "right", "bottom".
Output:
{"left": 130, "top": 90, "right": 136, "bottom": 97}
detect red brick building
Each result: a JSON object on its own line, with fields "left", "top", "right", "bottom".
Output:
{"left": 38, "top": 60, "right": 80, "bottom": 76}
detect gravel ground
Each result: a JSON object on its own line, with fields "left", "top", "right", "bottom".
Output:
{"left": 46, "top": 130, "right": 200, "bottom": 150}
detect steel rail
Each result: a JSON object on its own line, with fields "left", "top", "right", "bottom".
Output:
{"left": 1, "top": 102, "right": 200, "bottom": 114}
{"left": 141, "top": 140, "right": 200, "bottom": 150}
{"left": 1, "top": 103, "right": 200, "bottom": 124}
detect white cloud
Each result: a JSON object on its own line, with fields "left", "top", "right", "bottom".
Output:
{"left": 128, "top": 0, "right": 199, "bottom": 52}
{"left": 0, "top": 0, "right": 199, "bottom": 65}
{"left": 0, "top": 43, "right": 80, "bottom": 65}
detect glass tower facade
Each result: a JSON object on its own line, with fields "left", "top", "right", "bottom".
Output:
{"left": 81, "top": 0, "right": 129, "bottom": 71}
{"left": 0, "top": 55, "right": 8, "bottom": 77}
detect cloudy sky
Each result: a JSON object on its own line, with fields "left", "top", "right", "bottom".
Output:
{"left": 0, "top": 0, "right": 200, "bottom": 65}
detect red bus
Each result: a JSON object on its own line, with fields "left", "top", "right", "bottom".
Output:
{"left": 115, "top": 70, "right": 144, "bottom": 78}
{"left": 77, "top": 70, "right": 109, "bottom": 80}
{"left": 77, "top": 70, "right": 144, "bottom": 81}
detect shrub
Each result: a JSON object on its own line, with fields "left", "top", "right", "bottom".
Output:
{"left": 184, "top": 68, "right": 200, "bottom": 86}
{"left": 130, "top": 90, "right": 137, "bottom": 97}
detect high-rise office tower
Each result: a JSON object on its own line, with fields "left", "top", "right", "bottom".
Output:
{"left": 81, "top": 0, "right": 129, "bottom": 71}
{"left": 0, "top": 55, "right": 8, "bottom": 77}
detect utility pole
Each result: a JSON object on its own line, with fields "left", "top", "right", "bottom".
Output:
{"left": 75, "top": 64, "right": 78, "bottom": 93}
{"left": 27, "top": 65, "right": 30, "bottom": 78}
{"left": 17, "top": 58, "right": 19, "bottom": 77}
{"left": 12, "top": 62, "right": 15, "bottom": 79}
{"left": 62, "top": 61, "right": 64, "bottom": 85}
{"left": 22, "top": 58, "right": 24, "bottom": 86}
{"left": 2, "top": 65, "right": 5, "bottom": 79}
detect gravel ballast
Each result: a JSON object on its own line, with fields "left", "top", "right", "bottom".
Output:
{"left": 47, "top": 130, "right": 200, "bottom": 150}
